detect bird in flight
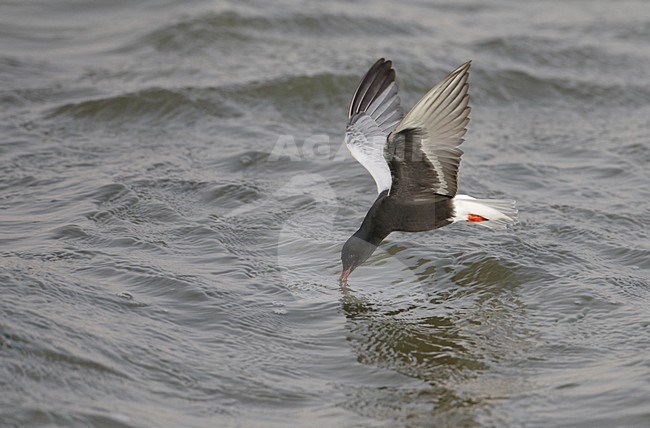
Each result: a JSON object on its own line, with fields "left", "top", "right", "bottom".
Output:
{"left": 340, "top": 59, "right": 517, "bottom": 283}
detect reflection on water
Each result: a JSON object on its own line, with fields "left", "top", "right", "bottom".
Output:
{"left": 338, "top": 252, "right": 532, "bottom": 423}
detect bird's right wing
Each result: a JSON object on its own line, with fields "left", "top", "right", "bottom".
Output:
{"left": 345, "top": 58, "right": 403, "bottom": 194}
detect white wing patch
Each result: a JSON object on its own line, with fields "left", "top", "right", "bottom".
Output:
{"left": 345, "top": 75, "right": 403, "bottom": 194}
{"left": 345, "top": 114, "right": 392, "bottom": 194}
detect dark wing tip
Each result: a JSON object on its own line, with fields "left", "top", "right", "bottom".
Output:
{"left": 348, "top": 58, "right": 398, "bottom": 118}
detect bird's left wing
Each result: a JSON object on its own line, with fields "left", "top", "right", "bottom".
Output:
{"left": 345, "top": 58, "right": 403, "bottom": 194}
{"left": 389, "top": 62, "right": 471, "bottom": 197}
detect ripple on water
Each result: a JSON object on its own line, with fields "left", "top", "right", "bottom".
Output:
{"left": 46, "top": 87, "right": 242, "bottom": 126}
{"left": 473, "top": 66, "right": 650, "bottom": 107}
{"left": 134, "top": 10, "right": 425, "bottom": 54}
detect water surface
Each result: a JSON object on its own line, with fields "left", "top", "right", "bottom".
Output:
{"left": 1, "top": 0, "right": 649, "bottom": 426}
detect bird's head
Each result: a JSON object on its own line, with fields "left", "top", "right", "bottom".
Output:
{"left": 339, "top": 235, "right": 378, "bottom": 283}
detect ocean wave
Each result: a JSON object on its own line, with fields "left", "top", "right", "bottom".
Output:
{"left": 134, "top": 10, "right": 422, "bottom": 53}
{"left": 45, "top": 87, "right": 242, "bottom": 125}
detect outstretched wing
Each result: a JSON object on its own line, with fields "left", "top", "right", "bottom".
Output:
{"left": 345, "top": 58, "right": 403, "bottom": 194}
{"left": 388, "top": 62, "right": 471, "bottom": 198}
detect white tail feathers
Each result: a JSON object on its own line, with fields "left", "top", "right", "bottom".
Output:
{"left": 452, "top": 195, "right": 518, "bottom": 229}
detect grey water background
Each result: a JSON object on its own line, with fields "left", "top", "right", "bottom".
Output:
{"left": 2, "top": 0, "right": 649, "bottom": 426}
